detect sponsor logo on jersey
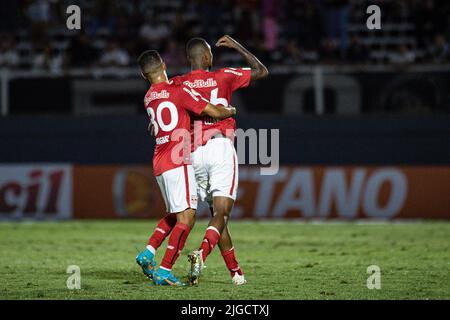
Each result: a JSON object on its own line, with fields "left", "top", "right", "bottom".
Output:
{"left": 183, "top": 78, "right": 217, "bottom": 89}
{"left": 145, "top": 90, "right": 170, "bottom": 105}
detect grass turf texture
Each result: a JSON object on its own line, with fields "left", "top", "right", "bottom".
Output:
{"left": 0, "top": 220, "right": 449, "bottom": 300}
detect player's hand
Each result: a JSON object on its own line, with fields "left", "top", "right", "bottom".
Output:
{"left": 215, "top": 35, "right": 239, "bottom": 49}
{"left": 228, "top": 105, "right": 236, "bottom": 116}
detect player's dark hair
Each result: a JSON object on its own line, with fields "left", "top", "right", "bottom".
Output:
{"left": 186, "top": 37, "right": 209, "bottom": 58}
{"left": 137, "top": 50, "right": 163, "bottom": 77}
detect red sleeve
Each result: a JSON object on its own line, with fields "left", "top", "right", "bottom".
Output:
{"left": 179, "top": 86, "right": 209, "bottom": 115}
{"left": 220, "top": 67, "right": 252, "bottom": 92}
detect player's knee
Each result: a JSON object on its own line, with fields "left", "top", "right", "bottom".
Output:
{"left": 177, "top": 208, "right": 196, "bottom": 228}
{"left": 214, "top": 202, "right": 233, "bottom": 218}
{"left": 187, "top": 215, "right": 196, "bottom": 229}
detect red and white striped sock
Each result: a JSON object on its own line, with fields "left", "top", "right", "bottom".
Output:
{"left": 199, "top": 226, "right": 221, "bottom": 262}
{"left": 160, "top": 222, "right": 191, "bottom": 270}
{"left": 147, "top": 213, "right": 177, "bottom": 253}
{"left": 221, "top": 247, "right": 243, "bottom": 277}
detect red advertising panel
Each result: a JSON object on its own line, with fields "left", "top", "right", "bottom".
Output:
{"left": 235, "top": 166, "right": 450, "bottom": 219}
{"left": 73, "top": 165, "right": 166, "bottom": 219}
{"left": 0, "top": 164, "right": 72, "bottom": 219}
{"left": 72, "top": 165, "right": 450, "bottom": 220}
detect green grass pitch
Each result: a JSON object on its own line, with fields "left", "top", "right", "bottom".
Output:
{"left": 0, "top": 220, "right": 449, "bottom": 299}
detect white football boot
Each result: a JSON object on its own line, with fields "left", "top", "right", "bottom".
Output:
{"left": 188, "top": 250, "right": 204, "bottom": 286}
{"left": 232, "top": 273, "right": 247, "bottom": 285}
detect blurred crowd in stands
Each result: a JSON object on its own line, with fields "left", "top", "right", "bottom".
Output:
{"left": 0, "top": 0, "right": 449, "bottom": 71}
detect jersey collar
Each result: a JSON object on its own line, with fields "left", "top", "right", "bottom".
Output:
{"left": 150, "top": 81, "right": 169, "bottom": 90}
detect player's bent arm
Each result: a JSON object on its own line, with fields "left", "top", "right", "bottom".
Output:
{"left": 201, "top": 103, "right": 236, "bottom": 120}
{"left": 216, "top": 35, "right": 269, "bottom": 81}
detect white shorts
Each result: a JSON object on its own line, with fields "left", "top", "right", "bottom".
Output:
{"left": 155, "top": 165, "right": 198, "bottom": 213}
{"left": 191, "top": 136, "right": 238, "bottom": 206}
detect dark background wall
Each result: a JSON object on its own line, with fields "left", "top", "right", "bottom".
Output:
{"left": 1, "top": 115, "right": 449, "bottom": 165}
{"left": 6, "top": 72, "right": 450, "bottom": 115}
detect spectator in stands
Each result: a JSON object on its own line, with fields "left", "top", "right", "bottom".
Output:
{"left": 283, "top": 0, "right": 302, "bottom": 41}
{"left": 251, "top": 31, "right": 273, "bottom": 64}
{"left": 413, "top": 0, "right": 447, "bottom": 48}
{"left": 298, "top": 1, "right": 323, "bottom": 56}
{"left": 284, "top": 39, "right": 303, "bottom": 65}
{"left": 318, "top": 0, "right": 350, "bottom": 59}
{"left": 0, "top": 1, "right": 20, "bottom": 33}
{"left": 320, "top": 38, "right": 340, "bottom": 63}
{"left": 162, "top": 40, "right": 186, "bottom": 69}
{"left": 388, "top": 44, "right": 416, "bottom": 65}
{"left": 26, "top": 0, "right": 53, "bottom": 25}
{"left": 139, "top": 14, "right": 170, "bottom": 51}
{"left": 67, "top": 32, "right": 98, "bottom": 68}
{"left": 428, "top": 34, "right": 449, "bottom": 63}
{"left": 197, "top": 0, "right": 226, "bottom": 42}
{"left": 347, "top": 35, "right": 369, "bottom": 63}
{"left": 261, "top": 0, "right": 280, "bottom": 51}
{"left": 85, "top": 0, "right": 117, "bottom": 37}
{"left": 392, "top": 0, "right": 412, "bottom": 23}
{"left": 98, "top": 40, "right": 130, "bottom": 67}
{"left": 0, "top": 36, "right": 20, "bottom": 68}
{"left": 172, "top": 10, "right": 193, "bottom": 44}
{"left": 25, "top": 0, "right": 54, "bottom": 43}
{"left": 32, "top": 43, "right": 64, "bottom": 71}
{"left": 116, "top": 15, "right": 135, "bottom": 44}
{"left": 6, "top": 0, "right": 450, "bottom": 69}
{"left": 233, "top": 0, "right": 259, "bottom": 45}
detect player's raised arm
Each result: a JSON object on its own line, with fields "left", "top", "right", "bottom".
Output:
{"left": 201, "top": 103, "right": 236, "bottom": 120}
{"left": 216, "top": 35, "right": 269, "bottom": 81}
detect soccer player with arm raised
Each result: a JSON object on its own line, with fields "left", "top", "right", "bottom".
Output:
{"left": 171, "top": 35, "right": 268, "bottom": 285}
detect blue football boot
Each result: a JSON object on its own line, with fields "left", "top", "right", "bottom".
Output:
{"left": 136, "top": 248, "right": 156, "bottom": 279}
{"left": 153, "top": 268, "right": 184, "bottom": 286}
